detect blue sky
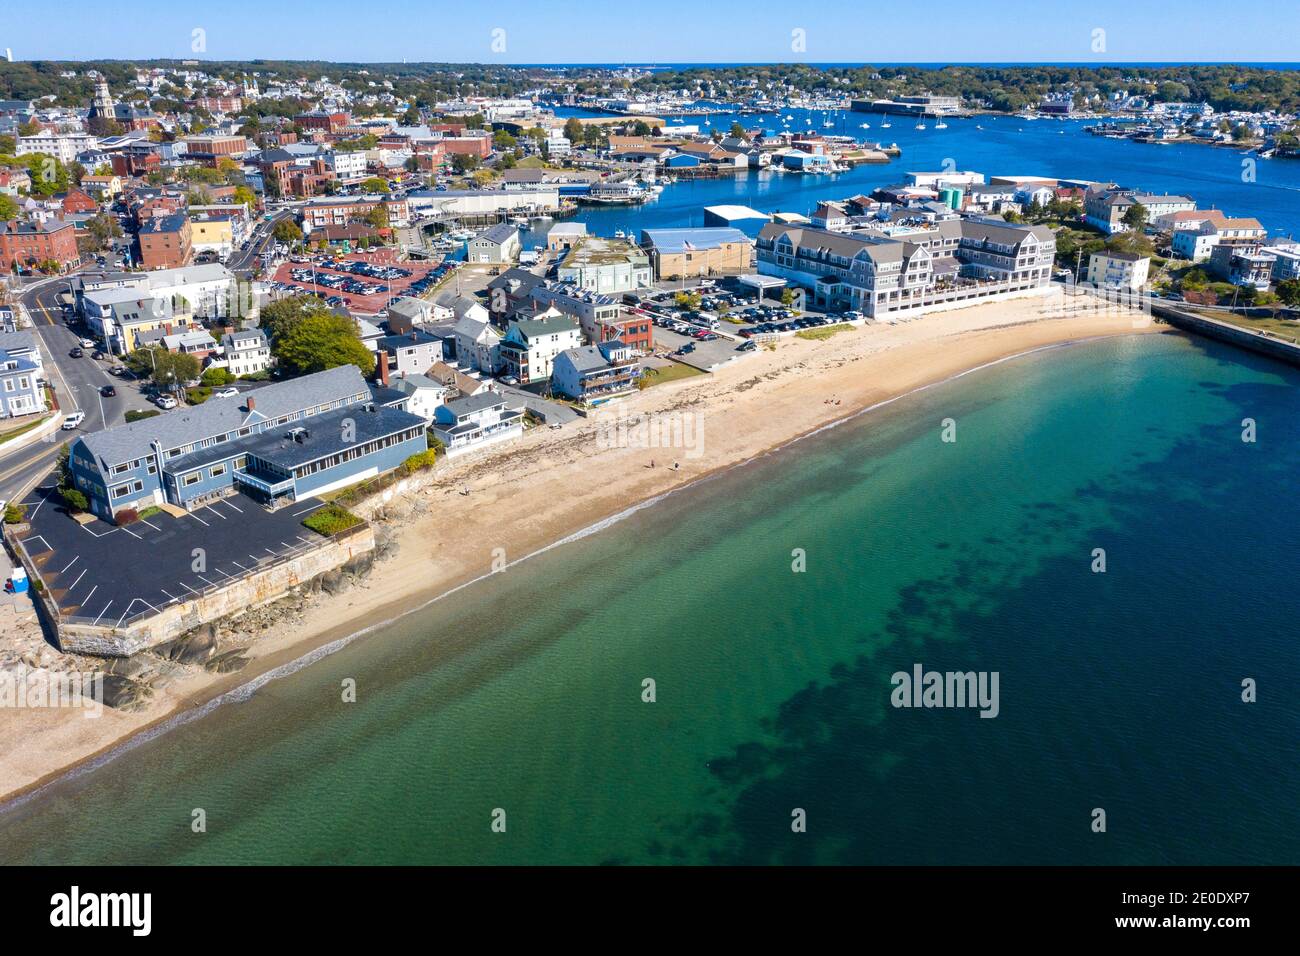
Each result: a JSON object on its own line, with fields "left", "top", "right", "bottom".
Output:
{"left": 2, "top": 0, "right": 1298, "bottom": 64}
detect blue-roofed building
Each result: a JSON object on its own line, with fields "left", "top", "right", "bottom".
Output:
{"left": 639, "top": 227, "right": 754, "bottom": 280}
{"left": 0, "top": 331, "right": 46, "bottom": 419}
{"left": 67, "top": 365, "right": 427, "bottom": 521}
{"left": 663, "top": 153, "right": 701, "bottom": 169}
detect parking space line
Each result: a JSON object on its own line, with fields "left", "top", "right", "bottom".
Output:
{"left": 196, "top": 574, "right": 217, "bottom": 589}
{"left": 188, "top": 512, "right": 210, "bottom": 527}
{"left": 204, "top": 505, "right": 227, "bottom": 520}
{"left": 60, "top": 555, "right": 79, "bottom": 573}
{"left": 180, "top": 581, "right": 199, "bottom": 595}
{"left": 291, "top": 503, "right": 319, "bottom": 516}
{"left": 82, "top": 584, "right": 97, "bottom": 607}
{"left": 139, "top": 518, "right": 161, "bottom": 530}
{"left": 92, "top": 601, "right": 113, "bottom": 626}
{"left": 67, "top": 567, "right": 87, "bottom": 592}
{"left": 119, "top": 524, "right": 143, "bottom": 539}
{"left": 222, "top": 499, "right": 243, "bottom": 513}
{"left": 230, "top": 559, "right": 248, "bottom": 570}
{"left": 159, "top": 588, "right": 178, "bottom": 603}
{"left": 23, "top": 534, "right": 51, "bottom": 554}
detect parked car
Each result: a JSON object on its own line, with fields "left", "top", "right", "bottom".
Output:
{"left": 100, "top": 385, "right": 116, "bottom": 397}
{"left": 92, "top": 349, "right": 106, "bottom": 360}
{"left": 61, "top": 411, "right": 85, "bottom": 430}
{"left": 213, "top": 387, "right": 239, "bottom": 398}
{"left": 79, "top": 338, "right": 95, "bottom": 349}
{"left": 154, "top": 395, "right": 177, "bottom": 410}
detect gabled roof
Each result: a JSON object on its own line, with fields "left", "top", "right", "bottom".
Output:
{"left": 79, "top": 365, "right": 370, "bottom": 467}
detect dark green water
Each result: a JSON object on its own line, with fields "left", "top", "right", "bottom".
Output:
{"left": 3, "top": 333, "right": 1298, "bottom": 865}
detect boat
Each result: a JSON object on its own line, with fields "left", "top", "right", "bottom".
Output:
{"left": 935, "top": 120, "right": 948, "bottom": 129}
{"left": 915, "top": 121, "right": 927, "bottom": 130}
{"left": 880, "top": 120, "right": 892, "bottom": 128}
{"left": 976, "top": 124, "right": 984, "bottom": 130}
{"left": 579, "top": 180, "right": 650, "bottom": 205}
{"left": 859, "top": 122, "right": 871, "bottom": 129}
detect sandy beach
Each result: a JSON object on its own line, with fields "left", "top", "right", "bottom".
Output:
{"left": 0, "top": 292, "right": 1173, "bottom": 804}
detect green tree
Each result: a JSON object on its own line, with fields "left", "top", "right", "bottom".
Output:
{"left": 125, "top": 347, "right": 202, "bottom": 390}
{"left": 273, "top": 312, "right": 375, "bottom": 376}
{"left": 1274, "top": 278, "right": 1300, "bottom": 309}
{"left": 361, "top": 176, "right": 390, "bottom": 194}
{"left": 563, "top": 117, "right": 584, "bottom": 144}
{"left": 1121, "top": 202, "right": 1149, "bottom": 233}
{"left": 0, "top": 194, "right": 19, "bottom": 221}
{"left": 259, "top": 294, "right": 332, "bottom": 341}
{"left": 273, "top": 218, "right": 303, "bottom": 243}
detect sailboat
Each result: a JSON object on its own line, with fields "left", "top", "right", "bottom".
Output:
{"left": 935, "top": 119, "right": 948, "bottom": 129}
{"left": 880, "top": 118, "right": 892, "bottom": 128}
{"left": 859, "top": 122, "right": 871, "bottom": 129}
{"left": 914, "top": 120, "right": 927, "bottom": 130}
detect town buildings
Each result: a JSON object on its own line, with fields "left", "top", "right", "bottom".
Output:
{"left": 0, "top": 330, "right": 45, "bottom": 419}
{"left": 431, "top": 391, "right": 525, "bottom": 458}
{"left": 1086, "top": 250, "right": 1151, "bottom": 290}
{"left": 640, "top": 227, "right": 753, "bottom": 280}
{"left": 138, "top": 213, "right": 193, "bottom": 270}
{"left": 556, "top": 236, "right": 652, "bottom": 294}
{"left": 0, "top": 219, "right": 80, "bottom": 271}
{"left": 220, "top": 329, "right": 272, "bottom": 377}
{"left": 551, "top": 339, "right": 640, "bottom": 404}
{"left": 499, "top": 315, "right": 582, "bottom": 384}
{"left": 466, "top": 223, "right": 522, "bottom": 264}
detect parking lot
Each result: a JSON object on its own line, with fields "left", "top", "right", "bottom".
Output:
{"left": 15, "top": 483, "right": 333, "bottom": 629}
{"left": 271, "top": 249, "right": 456, "bottom": 314}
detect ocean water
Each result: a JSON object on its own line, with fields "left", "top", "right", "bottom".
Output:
{"left": 2, "top": 332, "right": 1298, "bottom": 865}
{"left": 530, "top": 111, "right": 1300, "bottom": 243}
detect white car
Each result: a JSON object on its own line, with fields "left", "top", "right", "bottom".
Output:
{"left": 214, "top": 387, "right": 239, "bottom": 398}
{"left": 61, "top": 411, "right": 85, "bottom": 430}
{"left": 78, "top": 338, "right": 95, "bottom": 349}
{"left": 154, "top": 395, "right": 177, "bottom": 410}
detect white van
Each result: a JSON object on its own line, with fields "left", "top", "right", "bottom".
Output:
{"left": 61, "top": 411, "right": 85, "bottom": 430}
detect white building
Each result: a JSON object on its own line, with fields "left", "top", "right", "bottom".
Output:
{"left": 431, "top": 391, "right": 525, "bottom": 457}
{"left": 388, "top": 372, "right": 447, "bottom": 425}
{"left": 327, "top": 150, "right": 369, "bottom": 182}
{"left": 16, "top": 131, "right": 97, "bottom": 164}
{"left": 220, "top": 328, "right": 272, "bottom": 377}
{"left": 1086, "top": 251, "right": 1150, "bottom": 290}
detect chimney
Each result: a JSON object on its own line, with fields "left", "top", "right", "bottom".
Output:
{"left": 378, "top": 350, "right": 390, "bottom": 386}
{"left": 246, "top": 395, "right": 255, "bottom": 412}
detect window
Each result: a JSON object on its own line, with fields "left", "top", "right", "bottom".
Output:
{"left": 183, "top": 473, "right": 201, "bottom": 486}
{"left": 209, "top": 464, "right": 226, "bottom": 478}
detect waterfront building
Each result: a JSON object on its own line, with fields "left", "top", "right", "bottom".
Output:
{"left": 756, "top": 216, "right": 1055, "bottom": 317}
{"left": 1085, "top": 188, "right": 1195, "bottom": 234}
{"left": 551, "top": 339, "right": 641, "bottom": 404}
{"left": 466, "top": 223, "right": 521, "bottom": 264}
{"left": 555, "top": 237, "right": 652, "bottom": 294}
{"left": 431, "top": 392, "right": 525, "bottom": 458}
{"left": 0, "top": 330, "right": 45, "bottom": 419}
{"left": 499, "top": 315, "right": 582, "bottom": 384}
{"left": 68, "top": 365, "right": 426, "bottom": 521}
{"left": 1086, "top": 250, "right": 1151, "bottom": 291}
{"left": 640, "top": 227, "right": 753, "bottom": 279}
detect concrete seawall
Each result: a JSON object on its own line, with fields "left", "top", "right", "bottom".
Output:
{"left": 49, "top": 524, "right": 375, "bottom": 657}
{"left": 1153, "top": 305, "right": 1300, "bottom": 369}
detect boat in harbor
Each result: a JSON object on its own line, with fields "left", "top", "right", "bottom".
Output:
{"left": 935, "top": 120, "right": 948, "bottom": 129}
{"left": 579, "top": 180, "right": 650, "bottom": 205}
{"left": 915, "top": 121, "right": 927, "bottom": 130}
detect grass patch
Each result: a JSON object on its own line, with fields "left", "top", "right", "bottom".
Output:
{"left": 125, "top": 409, "right": 161, "bottom": 423}
{"left": 138, "top": 505, "right": 162, "bottom": 520}
{"left": 795, "top": 323, "right": 854, "bottom": 341}
{"left": 302, "top": 503, "right": 363, "bottom": 536}
{"left": 1188, "top": 308, "right": 1300, "bottom": 341}
{"left": 638, "top": 362, "right": 705, "bottom": 389}
{"left": 0, "top": 414, "right": 51, "bottom": 445}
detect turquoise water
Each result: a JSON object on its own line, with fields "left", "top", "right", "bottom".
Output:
{"left": 2, "top": 333, "right": 1298, "bottom": 865}
{"left": 529, "top": 109, "right": 1300, "bottom": 243}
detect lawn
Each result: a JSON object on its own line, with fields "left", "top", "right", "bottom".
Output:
{"left": 638, "top": 362, "right": 705, "bottom": 389}
{"left": 1187, "top": 307, "right": 1300, "bottom": 342}
{"left": 0, "top": 413, "right": 52, "bottom": 446}
{"left": 795, "top": 323, "right": 855, "bottom": 342}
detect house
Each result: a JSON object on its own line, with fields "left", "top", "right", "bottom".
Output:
{"left": 385, "top": 296, "right": 437, "bottom": 334}
{"left": 375, "top": 330, "right": 445, "bottom": 376}
{"left": 426, "top": 361, "right": 493, "bottom": 399}
{"left": 1209, "top": 242, "right": 1276, "bottom": 290}
{"left": 162, "top": 329, "right": 219, "bottom": 360}
{"left": 386, "top": 371, "right": 447, "bottom": 425}
{"left": 82, "top": 288, "right": 193, "bottom": 355}
{"left": 640, "top": 227, "right": 753, "bottom": 279}
{"left": 499, "top": 315, "right": 582, "bottom": 384}
{"left": 68, "top": 365, "right": 426, "bottom": 521}
{"left": 1085, "top": 188, "right": 1195, "bottom": 234}
{"left": 528, "top": 281, "right": 653, "bottom": 354}
{"left": 466, "top": 223, "right": 521, "bottom": 264}
{"left": 220, "top": 329, "right": 272, "bottom": 377}
{"left": 431, "top": 391, "right": 525, "bottom": 458}
{"left": 1086, "top": 251, "right": 1151, "bottom": 291}
{"left": 551, "top": 339, "right": 641, "bottom": 404}
{"left": 1170, "top": 213, "right": 1268, "bottom": 262}
{"left": 0, "top": 331, "right": 45, "bottom": 419}
{"left": 453, "top": 311, "right": 503, "bottom": 374}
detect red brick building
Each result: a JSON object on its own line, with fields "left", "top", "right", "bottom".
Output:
{"left": 183, "top": 134, "right": 248, "bottom": 166}
{"left": 59, "top": 188, "right": 99, "bottom": 214}
{"left": 0, "top": 219, "right": 81, "bottom": 271}
{"left": 138, "top": 213, "right": 193, "bottom": 270}
{"left": 295, "top": 111, "right": 351, "bottom": 133}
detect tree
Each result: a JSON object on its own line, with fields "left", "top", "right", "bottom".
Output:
{"left": 451, "top": 153, "right": 480, "bottom": 174}
{"left": 0, "top": 194, "right": 19, "bottom": 221}
{"left": 233, "top": 185, "right": 257, "bottom": 208}
{"left": 563, "top": 117, "right": 584, "bottom": 144}
{"left": 1275, "top": 278, "right": 1300, "bottom": 310}
{"left": 84, "top": 212, "right": 122, "bottom": 251}
{"left": 273, "top": 218, "right": 303, "bottom": 243}
{"left": 361, "top": 176, "right": 390, "bottom": 194}
{"left": 729, "top": 121, "right": 747, "bottom": 138}
{"left": 364, "top": 204, "right": 389, "bottom": 231}
{"left": 259, "top": 294, "right": 332, "bottom": 342}
{"left": 273, "top": 312, "right": 375, "bottom": 376}
{"left": 125, "top": 347, "right": 201, "bottom": 390}
{"left": 1121, "top": 202, "right": 1149, "bottom": 233}
{"left": 674, "top": 290, "right": 701, "bottom": 311}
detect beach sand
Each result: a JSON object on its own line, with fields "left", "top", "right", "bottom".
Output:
{"left": 0, "top": 292, "right": 1174, "bottom": 803}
